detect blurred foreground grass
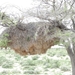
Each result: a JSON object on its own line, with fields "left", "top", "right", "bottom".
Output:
{"left": 0, "top": 48, "right": 71, "bottom": 75}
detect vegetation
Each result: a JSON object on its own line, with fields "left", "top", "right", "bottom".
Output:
{"left": 0, "top": 48, "right": 71, "bottom": 75}
{"left": 0, "top": 34, "right": 10, "bottom": 47}
{"left": 0, "top": 0, "right": 75, "bottom": 75}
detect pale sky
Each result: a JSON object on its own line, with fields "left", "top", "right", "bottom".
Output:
{"left": 0, "top": 0, "right": 40, "bottom": 16}
{"left": 0, "top": 0, "right": 33, "bottom": 9}
{"left": 0, "top": 0, "right": 40, "bottom": 33}
{"left": 0, "top": 0, "right": 34, "bottom": 34}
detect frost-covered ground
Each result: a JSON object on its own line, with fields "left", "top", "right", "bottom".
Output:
{"left": 0, "top": 48, "right": 72, "bottom": 75}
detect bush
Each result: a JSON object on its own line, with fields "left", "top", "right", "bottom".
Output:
{"left": 2, "top": 61, "right": 13, "bottom": 68}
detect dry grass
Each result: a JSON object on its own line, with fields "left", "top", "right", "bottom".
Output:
{"left": 0, "top": 48, "right": 72, "bottom": 75}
